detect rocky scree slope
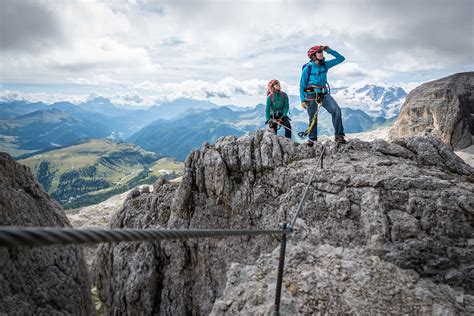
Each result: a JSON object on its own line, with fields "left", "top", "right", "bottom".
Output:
{"left": 0, "top": 152, "right": 94, "bottom": 315}
{"left": 93, "top": 130, "right": 474, "bottom": 315}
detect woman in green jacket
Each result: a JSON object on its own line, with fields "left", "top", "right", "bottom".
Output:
{"left": 266, "top": 79, "right": 291, "bottom": 139}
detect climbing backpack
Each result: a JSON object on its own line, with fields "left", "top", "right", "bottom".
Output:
{"left": 267, "top": 90, "right": 287, "bottom": 105}
{"left": 302, "top": 62, "right": 331, "bottom": 103}
{"left": 302, "top": 61, "right": 328, "bottom": 83}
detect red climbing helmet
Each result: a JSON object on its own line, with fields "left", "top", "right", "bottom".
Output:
{"left": 307, "top": 45, "right": 322, "bottom": 59}
{"left": 267, "top": 79, "right": 280, "bottom": 95}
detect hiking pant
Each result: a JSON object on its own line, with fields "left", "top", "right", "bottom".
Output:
{"left": 270, "top": 116, "right": 292, "bottom": 139}
{"left": 306, "top": 94, "right": 345, "bottom": 141}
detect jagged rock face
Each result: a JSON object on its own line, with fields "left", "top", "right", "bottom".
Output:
{"left": 390, "top": 72, "right": 474, "bottom": 149}
{"left": 93, "top": 130, "right": 474, "bottom": 315}
{"left": 212, "top": 242, "right": 474, "bottom": 315}
{"left": 0, "top": 152, "right": 94, "bottom": 315}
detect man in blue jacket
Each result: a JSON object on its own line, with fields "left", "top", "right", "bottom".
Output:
{"left": 300, "top": 45, "right": 347, "bottom": 146}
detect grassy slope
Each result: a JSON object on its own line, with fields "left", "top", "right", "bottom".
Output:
{"left": 0, "top": 135, "right": 38, "bottom": 157}
{"left": 149, "top": 157, "right": 185, "bottom": 177}
{"left": 19, "top": 139, "right": 184, "bottom": 208}
{"left": 21, "top": 139, "right": 139, "bottom": 191}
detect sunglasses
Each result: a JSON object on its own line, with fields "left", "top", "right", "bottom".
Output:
{"left": 315, "top": 50, "right": 323, "bottom": 54}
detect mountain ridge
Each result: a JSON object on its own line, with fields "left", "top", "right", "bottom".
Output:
{"left": 331, "top": 83, "right": 407, "bottom": 117}
{"left": 1, "top": 83, "right": 406, "bottom": 158}
{"left": 129, "top": 104, "right": 395, "bottom": 160}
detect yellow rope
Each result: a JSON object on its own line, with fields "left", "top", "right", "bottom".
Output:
{"left": 301, "top": 102, "right": 322, "bottom": 136}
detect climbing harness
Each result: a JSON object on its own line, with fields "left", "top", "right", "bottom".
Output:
{"left": 304, "top": 84, "right": 330, "bottom": 100}
{"left": 266, "top": 113, "right": 286, "bottom": 131}
{"left": 267, "top": 118, "right": 306, "bottom": 142}
{"left": 297, "top": 79, "right": 331, "bottom": 139}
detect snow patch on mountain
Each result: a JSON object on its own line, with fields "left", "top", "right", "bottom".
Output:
{"left": 287, "top": 83, "right": 407, "bottom": 118}
{"left": 330, "top": 83, "right": 406, "bottom": 118}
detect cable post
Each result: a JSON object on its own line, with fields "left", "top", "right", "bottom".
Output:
{"left": 274, "top": 223, "right": 288, "bottom": 315}
{"left": 321, "top": 145, "right": 324, "bottom": 168}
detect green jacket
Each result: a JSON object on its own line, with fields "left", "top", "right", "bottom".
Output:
{"left": 266, "top": 91, "right": 289, "bottom": 121}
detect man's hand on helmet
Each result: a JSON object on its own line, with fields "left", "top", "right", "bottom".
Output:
{"left": 301, "top": 101, "right": 307, "bottom": 109}
{"left": 321, "top": 45, "right": 329, "bottom": 51}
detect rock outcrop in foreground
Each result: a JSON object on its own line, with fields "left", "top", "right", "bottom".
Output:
{"left": 94, "top": 130, "right": 474, "bottom": 314}
{"left": 0, "top": 153, "right": 93, "bottom": 315}
{"left": 390, "top": 72, "right": 474, "bottom": 149}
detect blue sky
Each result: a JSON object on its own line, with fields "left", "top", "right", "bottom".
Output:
{"left": 1, "top": 0, "right": 473, "bottom": 107}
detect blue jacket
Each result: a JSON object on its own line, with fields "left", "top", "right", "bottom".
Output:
{"left": 299, "top": 48, "right": 345, "bottom": 101}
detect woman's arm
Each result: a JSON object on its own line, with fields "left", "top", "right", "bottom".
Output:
{"left": 324, "top": 48, "right": 345, "bottom": 69}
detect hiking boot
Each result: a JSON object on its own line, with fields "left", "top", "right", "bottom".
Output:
{"left": 335, "top": 135, "right": 347, "bottom": 144}
{"left": 305, "top": 140, "right": 315, "bottom": 147}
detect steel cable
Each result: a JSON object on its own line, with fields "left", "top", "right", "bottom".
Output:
{"left": 0, "top": 227, "right": 288, "bottom": 247}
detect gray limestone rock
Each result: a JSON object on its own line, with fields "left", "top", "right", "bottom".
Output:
{"left": 211, "top": 243, "right": 474, "bottom": 315}
{"left": 93, "top": 130, "right": 474, "bottom": 315}
{"left": 390, "top": 72, "right": 474, "bottom": 149}
{"left": 0, "top": 152, "right": 94, "bottom": 315}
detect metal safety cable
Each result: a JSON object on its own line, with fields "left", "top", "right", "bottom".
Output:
{"left": 268, "top": 118, "right": 306, "bottom": 141}
{"left": 0, "top": 227, "right": 288, "bottom": 247}
{"left": 288, "top": 144, "right": 325, "bottom": 229}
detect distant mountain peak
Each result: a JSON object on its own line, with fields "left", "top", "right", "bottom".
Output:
{"left": 331, "top": 83, "right": 407, "bottom": 118}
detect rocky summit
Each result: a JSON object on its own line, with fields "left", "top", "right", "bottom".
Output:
{"left": 93, "top": 130, "right": 474, "bottom": 315}
{"left": 390, "top": 72, "right": 474, "bottom": 149}
{"left": 0, "top": 153, "right": 93, "bottom": 315}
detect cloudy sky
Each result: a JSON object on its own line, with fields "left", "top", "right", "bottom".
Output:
{"left": 0, "top": 0, "right": 473, "bottom": 106}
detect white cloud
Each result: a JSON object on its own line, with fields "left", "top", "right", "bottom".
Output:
{"left": 60, "top": 0, "right": 130, "bottom": 38}
{"left": 0, "top": 89, "right": 86, "bottom": 104}
{"left": 386, "top": 51, "right": 443, "bottom": 72}
{"left": 133, "top": 77, "right": 273, "bottom": 100}
{"left": 3, "top": 77, "right": 431, "bottom": 110}
{"left": 331, "top": 62, "right": 391, "bottom": 82}
{"left": 330, "top": 80, "right": 346, "bottom": 88}
{"left": 0, "top": 88, "right": 157, "bottom": 107}
{"left": 54, "top": 37, "right": 160, "bottom": 73}
{"left": 398, "top": 81, "right": 424, "bottom": 93}
{"left": 1, "top": 0, "right": 159, "bottom": 83}
{"left": 1, "top": 0, "right": 472, "bottom": 97}
{"left": 109, "top": 93, "right": 155, "bottom": 108}
{"left": 0, "top": 90, "right": 26, "bottom": 102}
{"left": 66, "top": 74, "right": 128, "bottom": 86}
